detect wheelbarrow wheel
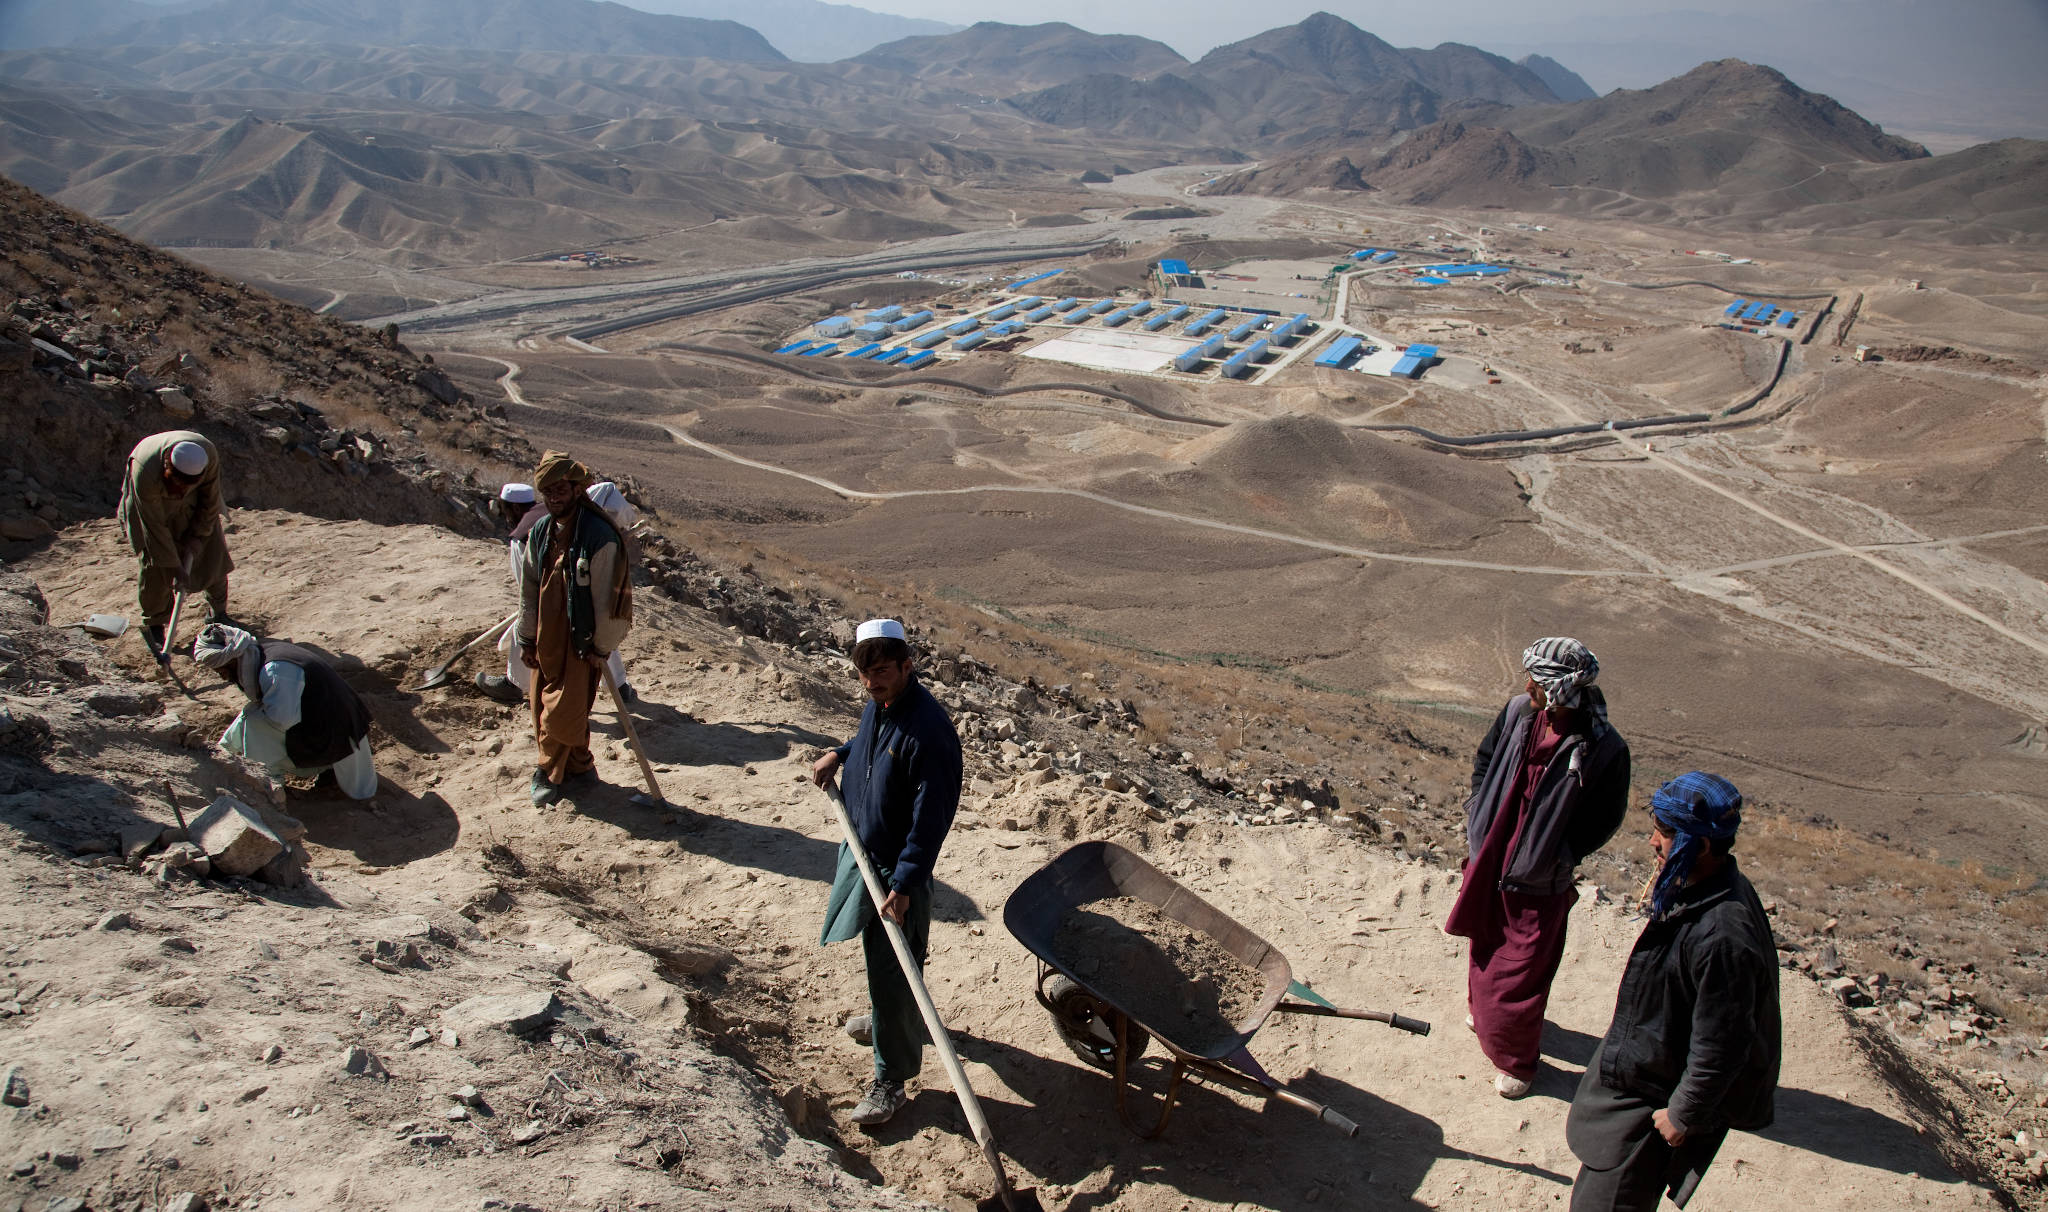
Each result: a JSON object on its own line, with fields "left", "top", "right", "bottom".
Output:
{"left": 1045, "top": 975, "right": 1148, "bottom": 1071}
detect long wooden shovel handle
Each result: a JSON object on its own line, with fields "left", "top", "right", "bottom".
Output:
{"left": 600, "top": 661, "right": 664, "bottom": 806}
{"left": 821, "top": 782, "right": 1025, "bottom": 1210}
{"left": 159, "top": 592, "right": 185, "bottom": 662}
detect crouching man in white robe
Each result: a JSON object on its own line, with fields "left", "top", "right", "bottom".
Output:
{"left": 192, "top": 623, "right": 378, "bottom": 800}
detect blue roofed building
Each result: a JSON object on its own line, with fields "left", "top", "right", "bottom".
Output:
{"left": 1314, "top": 336, "right": 1363, "bottom": 368}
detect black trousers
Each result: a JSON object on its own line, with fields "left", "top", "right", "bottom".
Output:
{"left": 1571, "top": 1124, "right": 1726, "bottom": 1211}
{"left": 1569, "top": 1042, "right": 1726, "bottom": 1211}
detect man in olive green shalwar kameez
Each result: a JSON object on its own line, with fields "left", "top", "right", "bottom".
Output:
{"left": 117, "top": 430, "right": 233, "bottom": 655}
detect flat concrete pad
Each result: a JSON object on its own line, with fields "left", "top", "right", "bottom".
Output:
{"left": 1022, "top": 328, "right": 1193, "bottom": 373}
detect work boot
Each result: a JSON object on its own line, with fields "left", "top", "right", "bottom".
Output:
{"left": 474, "top": 672, "right": 523, "bottom": 703}
{"left": 142, "top": 624, "right": 167, "bottom": 660}
{"left": 530, "top": 770, "right": 564, "bottom": 807}
{"left": 844, "top": 1013, "right": 873, "bottom": 1046}
{"left": 848, "top": 1078, "right": 906, "bottom": 1127}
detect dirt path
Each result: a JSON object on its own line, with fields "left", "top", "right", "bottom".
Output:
{"left": 21, "top": 514, "right": 2004, "bottom": 1212}
{"left": 657, "top": 422, "right": 1662, "bottom": 580}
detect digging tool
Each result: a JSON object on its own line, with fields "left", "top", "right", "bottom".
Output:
{"left": 161, "top": 780, "right": 190, "bottom": 839}
{"left": 157, "top": 592, "right": 186, "bottom": 664}
{"left": 410, "top": 612, "right": 518, "bottom": 691}
{"left": 601, "top": 661, "right": 666, "bottom": 809}
{"left": 60, "top": 613, "right": 129, "bottom": 639}
{"left": 821, "top": 781, "right": 1044, "bottom": 1212}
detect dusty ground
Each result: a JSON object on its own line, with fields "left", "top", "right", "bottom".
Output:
{"left": 11, "top": 513, "right": 2025, "bottom": 1211}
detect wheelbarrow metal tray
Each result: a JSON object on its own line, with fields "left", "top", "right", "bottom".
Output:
{"left": 1002, "top": 840, "right": 1291, "bottom": 1059}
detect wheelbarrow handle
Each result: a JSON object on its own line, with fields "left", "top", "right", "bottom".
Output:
{"left": 1274, "top": 1001, "right": 1433, "bottom": 1036}
{"left": 1261, "top": 1082, "right": 1360, "bottom": 1139}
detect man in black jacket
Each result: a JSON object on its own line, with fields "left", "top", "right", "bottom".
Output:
{"left": 1568, "top": 772, "right": 1780, "bottom": 1210}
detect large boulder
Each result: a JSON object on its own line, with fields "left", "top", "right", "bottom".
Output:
{"left": 186, "top": 795, "right": 284, "bottom": 877}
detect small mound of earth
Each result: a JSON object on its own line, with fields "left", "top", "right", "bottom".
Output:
{"left": 1051, "top": 894, "right": 1267, "bottom": 1054}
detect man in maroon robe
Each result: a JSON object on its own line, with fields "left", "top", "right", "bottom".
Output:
{"left": 1445, "top": 637, "right": 1630, "bottom": 1098}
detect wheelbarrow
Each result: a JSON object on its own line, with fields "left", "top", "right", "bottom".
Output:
{"left": 1003, "top": 840, "right": 1430, "bottom": 1140}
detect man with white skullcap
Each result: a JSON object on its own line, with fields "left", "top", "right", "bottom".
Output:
{"left": 1444, "top": 636, "right": 1631, "bottom": 1100}
{"left": 811, "top": 618, "right": 962, "bottom": 1127}
{"left": 475, "top": 482, "right": 544, "bottom": 703}
{"left": 581, "top": 482, "right": 638, "bottom": 701}
{"left": 118, "top": 430, "right": 232, "bottom": 656}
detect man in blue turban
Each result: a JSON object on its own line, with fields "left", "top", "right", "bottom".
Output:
{"left": 1567, "top": 772, "right": 1781, "bottom": 1210}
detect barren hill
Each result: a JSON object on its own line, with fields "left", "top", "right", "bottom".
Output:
{"left": 627, "top": 0, "right": 957, "bottom": 63}
{"left": 850, "top": 20, "right": 1186, "bottom": 93}
{"left": 1010, "top": 12, "right": 1556, "bottom": 150}
{"left": 1202, "top": 59, "right": 2048, "bottom": 240}
{"left": 0, "top": 89, "right": 1044, "bottom": 264}
{"left": 1505, "top": 58, "right": 1928, "bottom": 187}
{"left": 1517, "top": 53, "right": 1596, "bottom": 103}
{"left": 1139, "top": 413, "right": 1528, "bottom": 547}
{"left": 70, "top": 0, "right": 788, "bottom": 61}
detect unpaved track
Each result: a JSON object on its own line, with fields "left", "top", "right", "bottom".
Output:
{"left": 657, "top": 422, "right": 1661, "bottom": 580}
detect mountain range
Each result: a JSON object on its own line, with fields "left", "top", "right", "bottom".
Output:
{"left": 0, "top": 0, "right": 950, "bottom": 61}
{"left": 2, "top": 6, "right": 2039, "bottom": 262}
{"left": 1203, "top": 59, "right": 2044, "bottom": 242}
{"left": 1008, "top": 13, "right": 1567, "bottom": 148}
{"left": 9, "top": 0, "right": 786, "bottom": 60}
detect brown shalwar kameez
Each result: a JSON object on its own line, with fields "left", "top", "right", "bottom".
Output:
{"left": 529, "top": 532, "right": 601, "bottom": 783}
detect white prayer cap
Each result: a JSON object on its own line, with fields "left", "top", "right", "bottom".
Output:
{"left": 499, "top": 482, "right": 535, "bottom": 504}
{"left": 586, "top": 481, "right": 636, "bottom": 525}
{"left": 168, "top": 441, "right": 209, "bottom": 476}
{"left": 855, "top": 618, "right": 906, "bottom": 644}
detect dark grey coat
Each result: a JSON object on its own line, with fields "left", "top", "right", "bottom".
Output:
{"left": 1463, "top": 690, "right": 1631, "bottom": 895}
{"left": 1595, "top": 859, "right": 1781, "bottom": 1135}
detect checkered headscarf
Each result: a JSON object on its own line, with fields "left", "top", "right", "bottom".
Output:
{"left": 1649, "top": 772, "right": 1743, "bottom": 920}
{"left": 1522, "top": 636, "right": 1599, "bottom": 709}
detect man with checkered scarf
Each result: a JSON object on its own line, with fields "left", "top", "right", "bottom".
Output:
{"left": 1445, "top": 637, "right": 1632, "bottom": 1099}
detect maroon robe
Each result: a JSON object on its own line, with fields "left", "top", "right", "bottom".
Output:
{"left": 1445, "top": 708, "right": 1577, "bottom": 1080}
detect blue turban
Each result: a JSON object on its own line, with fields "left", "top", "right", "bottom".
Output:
{"left": 1648, "top": 772, "right": 1742, "bottom": 920}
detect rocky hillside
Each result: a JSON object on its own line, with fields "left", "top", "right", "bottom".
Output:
{"left": 0, "top": 176, "right": 520, "bottom": 542}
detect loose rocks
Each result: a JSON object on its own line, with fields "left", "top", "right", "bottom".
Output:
{"left": 442, "top": 990, "right": 562, "bottom": 1038}
{"left": 187, "top": 795, "right": 284, "bottom": 877}
{"left": 2, "top": 1065, "right": 28, "bottom": 1106}
{"left": 341, "top": 1046, "right": 389, "bottom": 1079}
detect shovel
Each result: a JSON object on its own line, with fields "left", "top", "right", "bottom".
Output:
{"left": 156, "top": 592, "right": 186, "bottom": 665}
{"left": 410, "top": 612, "right": 519, "bottom": 691}
{"left": 61, "top": 614, "right": 129, "bottom": 639}
{"left": 820, "top": 781, "right": 1044, "bottom": 1212}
